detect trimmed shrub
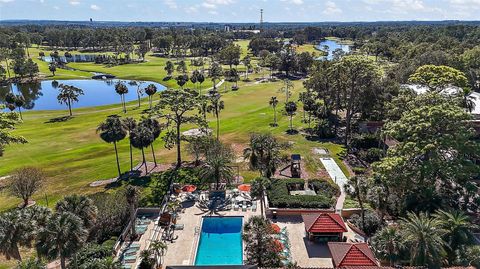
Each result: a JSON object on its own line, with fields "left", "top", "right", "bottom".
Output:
{"left": 267, "top": 178, "right": 339, "bottom": 209}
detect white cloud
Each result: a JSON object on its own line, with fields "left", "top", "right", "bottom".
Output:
{"left": 202, "top": 2, "right": 216, "bottom": 8}
{"left": 90, "top": 4, "right": 100, "bottom": 10}
{"left": 201, "top": 0, "right": 234, "bottom": 9}
{"left": 69, "top": 0, "right": 80, "bottom": 6}
{"left": 323, "top": 1, "right": 342, "bottom": 14}
{"left": 164, "top": 0, "right": 177, "bottom": 9}
{"left": 208, "top": 10, "right": 218, "bottom": 15}
{"left": 281, "top": 0, "right": 304, "bottom": 5}
{"left": 0, "top": 0, "right": 15, "bottom": 3}
{"left": 53, "top": 5, "right": 59, "bottom": 9}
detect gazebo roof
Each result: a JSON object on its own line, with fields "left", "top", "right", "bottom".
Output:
{"left": 328, "top": 242, "right": 378, "bottom": 267}
{"left": 302, "top": 213, "right": 348, "bottom": 233}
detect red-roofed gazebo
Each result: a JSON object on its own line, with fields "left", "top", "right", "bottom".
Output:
{"left": 328, "top": 242, "right": 379, "bottom": 267}
{"left": 302, "top": 213, "right": 348, "bottom": 242}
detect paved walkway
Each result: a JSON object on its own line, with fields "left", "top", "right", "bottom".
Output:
{"left": 319, "top": 157, "right": 349, "bottom": 212}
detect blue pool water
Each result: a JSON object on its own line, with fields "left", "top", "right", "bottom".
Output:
{"left": 195, "top": 217, "right": 243, "bottom": 265}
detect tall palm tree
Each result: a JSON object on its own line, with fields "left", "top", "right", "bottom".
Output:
{"left": 125, "top": 186, "right": 139, "bottom": 239}
{"left": 371, "top": 226, "right": 404, "bottom": 266}
{"left": 57, "top": 84, "right": 84, "bottom": 116}
{"left": 36, "top": 212, "right": 87, "bottom": 269}
{"left": 130, "top": 125, "right": 154, "bottom": 172}
{"left": 139, "top": 118, "right": 162, "bottom": 167}
{"left": 144, "top": 84, "right": 157, "bottom": 110}
{"left": 97, "top": 116, "right": 127, "bottom": 178}
{"left": 207, "top": 91, "right": 224, "bottom": 139}
{"left": 283, "top": 79, "right": 293, "bottom": 102}
{"left": 55, "top": 194, "right": 98, "bottom": 229}
{"left": 122, "top": 117, "right": 137, "bottom": 172}
{"left": 400, "top": 212, "right": 446, "bottom": 267}
{"left": 14, "top": 95, "right": 25, "bottom": 120}
{"left": 269, "top": 96, "right": 278, "bottom": 127}
{"left": 243, "top": 133, "right": 287, "bottom": 178}
{"left": 284, "top": 101, "right": 297, "bottom": 132}
{"left": 115, "top": 81, "right": 129, "bottom": 113}
{"left": 199, "top": 140, "right": 234, "bottom": 190}
{"left": 0, "top": 210, "right": 35, "bottom": 261}
{"left": 250, "top": 177, "right": 270, "bottom": 218}
{"left": 433, "top": 210, "right": 476, "bottom": 263}
{"left": 197, "top": 72, "right": 205, "bottom": 95}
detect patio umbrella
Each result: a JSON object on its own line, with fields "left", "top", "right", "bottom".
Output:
{"left": 238, "top": 184, "right": 251, "bottom": 192}
{"left": 182, "top": 184, "right": 197, "bottom": 192}
{"left": 271, "top": 223, "right": 281, "bottom": 234}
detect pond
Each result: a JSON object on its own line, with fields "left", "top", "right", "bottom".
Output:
{"left": 316, "top": 39, "right": 351, "bottom": 60}
{"left": 0, "top": 79, "right": 165, "bottom": 111}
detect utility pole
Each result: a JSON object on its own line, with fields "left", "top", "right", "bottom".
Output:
{"left": 260, "top": 9, "right": 264, "bottom": 32}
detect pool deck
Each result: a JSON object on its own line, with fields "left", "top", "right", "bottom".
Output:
{"left": 162, "top": 198, "right": 261, "bottom": 267}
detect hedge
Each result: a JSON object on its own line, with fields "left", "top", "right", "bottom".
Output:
{"left": 267, "top": 178, "right": 339, "bottom": 209}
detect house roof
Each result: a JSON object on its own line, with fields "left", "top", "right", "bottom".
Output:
{"left": 302, "top": 213, "right": 348, "bottom": 233}
{"left": 328, "top": 242, "right": 378, "bottom": 267}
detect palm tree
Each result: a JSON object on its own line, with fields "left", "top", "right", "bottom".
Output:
{"left": 243, "top": 133, "right": 288, "bottom": 178}
{"left": 209, "top": 62, "right": 223, "bottom": 90}
{"left": 125, "top": 186, "right": 139, "bottom": 239}
{"left": 139, "top": 118, "right": 162, "bottom": 167}
{"left": 150, "top": 240, "right": 167, "bottom": 267}
{"left": 284, "top": 101, "right": 297, "bottom": 132}
{"left": 207, "top": 91, "right": 224, "bottom": 139}
{"left": 57, "top": 84, "right": 84, "bottom": 116}
{"left": 138, "top": 249, "right": 155, "bottom": 269}
{"left": 122, "top": 117, "right": 137, "bottom": 172}
{"left": 269, "top": 96, "right": 278, "bottom": 126}
{"left": 144, "top": 84, "right": 157, "bottom": 110}
{"left": 115, "top": 81, "right": 129, "bottom": 113}
{"left": 191, "top": 70, "right": 199, "bottom": 90}
{"left": 0, "top": 210, "right": 35, "bottom": 261}
{"left": 371, "top": 226, "right": 404, "bottom": 266}
{"left": 55, "top": 194, "right": 98, "bottom": 229}
{"left": 36, "top": 212, "right": 88, "bottom": 269}
{"left": 433, "top": 210, "right": 476, "bottom": 263}
{"left": 250, "top": 177, "right": 270, "bottom": 218}
{"left": 283, "top": 79, "right": 293, "bottom": 102}
{"left": 400, "top": 212, "right": 446, "bottom": 267}
{"left": 197, "top": 72, "right": 205, "bottom": 95}
{"left": 133, "top": 80, "right": 144, "bottom": 108}
{"left": 14, "top": 95, "right": 24, "bottom": 120}
{"left": 97, "top": 116, "right": 127, "bottom": 178}
{"left": 130, "top": 125, "right": 154, "bottom": 172}
{"left": 199, "top": 140, "right": 234, "bottom": 190}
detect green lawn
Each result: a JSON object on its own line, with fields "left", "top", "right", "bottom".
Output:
{"left": 0, "top": 44, "right": 348, "bottom": 211}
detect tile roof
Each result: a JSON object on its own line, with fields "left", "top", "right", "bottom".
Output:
{"left": 302, "top": 213, "right": 348, "bottom": 233}
{"left": 328, "top": 242, "right": 378, "bottom": 267}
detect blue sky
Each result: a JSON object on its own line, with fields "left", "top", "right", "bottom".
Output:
{"left": 0, "top": 0, "right": 479, "bottom": 22}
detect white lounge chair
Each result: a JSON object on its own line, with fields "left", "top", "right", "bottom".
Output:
{"left": 242, "top": 204, "right": 247, "bottom": 212}
{"left": 234, "top": 203, "right": 239, "bottom": 211}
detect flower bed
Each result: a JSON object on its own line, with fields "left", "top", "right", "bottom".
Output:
{"left": 267, "top": 178, "right": 339, "bottom": 209}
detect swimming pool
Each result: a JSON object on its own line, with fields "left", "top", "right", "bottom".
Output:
{"left": 195, "top": 217, "right": 243, "bottom": 265}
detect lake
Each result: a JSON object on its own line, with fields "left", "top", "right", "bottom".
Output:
{"left": 0, "top": 79, "right": 165, "bottom": 111}
{"left": 316, "top": 39, "right": 351, "bottom": 60}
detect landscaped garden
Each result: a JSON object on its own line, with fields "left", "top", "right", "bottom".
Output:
{"left": 267, "top": 178, "right": 339, "bottom": 209}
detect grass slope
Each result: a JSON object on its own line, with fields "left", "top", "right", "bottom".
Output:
{"left": 0, "top": 43, "right": 348, "bottom": 211}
